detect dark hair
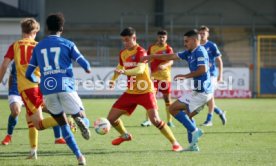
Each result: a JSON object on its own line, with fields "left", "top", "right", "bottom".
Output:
{"left": 157, "top": 29, "right": 167, "bottom": 36}
{"left": 184, "top": 29, "right": 199, "bottom": 38}
{"left": 120, "top": 27, "right": 136, "bottom": 36}
{"left": 199, "top": 25, "right": 209, "bottom": 32}
{"left": 46, "top": 13, "right": 65, "bottom": 32}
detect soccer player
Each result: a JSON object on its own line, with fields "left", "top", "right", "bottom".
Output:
{"left": 0, "top": 18, "right": 61, "bottom": 159}
{"left": 144, "top": 29, "right": 213, "bottom": 151}
{"left": 141, "top": 30, "right": 175, "bottom": 127}
{"left": 108, "top": 27, "right": 182, "bottom": 152}
{"left": 1, "top": 62, "right": 66, "bottom": 145}
{"left": 26, "top": 13, "right": 91, "bottom": 165}
{"left": 198, "top": 25, "right": 227, "bottom": 126}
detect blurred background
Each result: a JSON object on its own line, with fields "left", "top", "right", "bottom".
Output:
{"left": 0, "top": 0, "right": 275, "bottom": 98}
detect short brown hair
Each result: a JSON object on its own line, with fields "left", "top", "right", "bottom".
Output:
{"left": 199, "top": 25, "right": 209, "bottom": 32}
{"left": 20, "top": 18, "right": 40, "bottom": 34}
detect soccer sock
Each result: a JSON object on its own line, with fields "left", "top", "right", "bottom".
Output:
{"left": 61, "top": 124, "right": 82, "bottom": 158}
{"left": 157, "top": 121, "right": 176, "bottom": 144}
{"left": 39, "top": 117, "right": 58, "bottom": 130}
{"left": 7, "top": 115, "right": 18, "bottom": 135}
{"left": 205, "top": 113, "right": 213, "bottom": 122}
{"left": 28, "top": 121, "right": 38, "bottom": 149}
{"left": 214, "top": 107, "right": 224, "bottom": 115}
{"left": 145, "top": 113, "right": 149, "bottom": 121}
{"left": 53, "top": 126, "right": 61, "bottom": 139}
{"left": 188, "top": 119, "right": 196, "bottom": 144}
{"left": 82, "top": 117, "right": 90, "bottom": 128}
{"left": 174, "top": 111, "right": 196, "bottom": 132}
{"left": 165, "top": 102, "right": 172, "bottom": 122}
{"left": 113, "top": 119, "right": 127, "bottom": 136}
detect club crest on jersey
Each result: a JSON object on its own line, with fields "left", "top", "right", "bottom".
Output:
{"left": 131, "top": 55, "right": 136, "bottom": 60}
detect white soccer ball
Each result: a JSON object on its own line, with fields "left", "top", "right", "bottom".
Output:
{"left": 93, "top": 118, "right": 111, "bottom": 135}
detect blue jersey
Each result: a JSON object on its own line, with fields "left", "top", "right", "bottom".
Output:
{"left": 177, "top": 46, "right": 212, "bottom": 94}
{"left": 9, "top": 62, "right": 20, "bottom": 96}
{"left": 201, "top": 41, "right": 221, "bottom": 77}
{"left": 28, "top": 35, "right": 91, "bottom": 95}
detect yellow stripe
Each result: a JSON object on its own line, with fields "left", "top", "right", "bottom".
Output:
{"left": 21, "top": 91, "right": 37, "bottom": 114}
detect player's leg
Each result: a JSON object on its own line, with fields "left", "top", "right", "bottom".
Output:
{"left": 201, "top": 97, "right": 215, "bottom": 126}
{"left": 163, "top": 93, "right": 174, "bottom": 127}
{"left": 21, "top": 88, "right": 58, "bottom": 130}
{"left": 169, "top": 97, "right": 203, "bottom": 147}
{"left": 41, "top": 105, "right": 66, "bottom": 144}
{"left": 107, "top": 108, "right": 132, "bottom": 145}
{"left": 139, "top": 92, "right": 182, "bottom": 151}
{"left": 58, "top": 92, "right": 91, "bottom": 140}
{"left": 108, "top": 93, "right": 135, "bottom": 145}
{"left": 140, "top": 112, "right": 151, "bottom": 127}
{"left": 46, "top": 93, "right": 86, "bottom": 165}
{"left": 25, "top": 113, "right": 38, "bottom": 159}
{"left": 2, "top": 95, "right": 23, "bottom": 145}
{"left": 146, "top": 108, "right": 182, "bottom": 151}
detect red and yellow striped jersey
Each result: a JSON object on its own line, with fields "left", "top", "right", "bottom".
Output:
{"left": 4, "top": 38, "right": 40, "bottom": 93}
{"left": 119, "top": 44, "right": 154, "bottom": 94}
{"left": 148, "top": 44, "right": 173, "bottom": 81}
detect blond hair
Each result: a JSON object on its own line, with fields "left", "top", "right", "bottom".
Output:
{"left": 20, "top": 18, "right": 40, "bottom": 34}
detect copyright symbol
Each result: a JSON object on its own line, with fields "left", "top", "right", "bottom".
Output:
{"left": 44, "top": 77, "right": 57, "bottom": 90}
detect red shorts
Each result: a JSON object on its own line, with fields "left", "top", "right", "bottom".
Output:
{"left": 153, "top": 80, "right": 171, "bottom": 95}
{"left": 112, "top": 92, "right": 158, "bottom": 115}
{"left": 20, "top": 87, "right": 43, "bottom": 116}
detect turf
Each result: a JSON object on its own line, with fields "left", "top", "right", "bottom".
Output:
{"left": 0, "top": 98, "right": 275, "bottom": 166}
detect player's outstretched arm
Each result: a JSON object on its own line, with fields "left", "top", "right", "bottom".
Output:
{"left": 0, "top": 58, "right": 11, "bottom": 83}
{"left": 142, "top": 53, "right": 179, "bottom": 62}
{"left": 173, "top": 65, "right": 207, "bottom": 81}
{"left": 216, "top": 56, "right": 223, "bottom": 82}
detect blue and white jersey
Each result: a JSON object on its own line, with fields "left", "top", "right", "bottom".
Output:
{"left": 28, "top": 35, "right": 91, "bottom": 95}
{"left": 201, "top": 41, "right": 221, "bottom": 77}
{"left": 9, "top": 62, "right": 19, "bottom": 96}
{"left": 177, "top": 45, "right": 212, "bottom": 94}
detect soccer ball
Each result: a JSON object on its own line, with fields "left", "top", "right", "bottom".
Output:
{"left": 93, "top": 118, "right": 111, "bottom": 135}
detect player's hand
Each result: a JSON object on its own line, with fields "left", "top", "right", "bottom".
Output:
{"left": 85, "top": 68, "right": 91, "bottom": 73}
{"left": 115, "top": 69, "right": 125, "bottom": 74}
{"left": 158, "top": 65, "right": 165, "bottom": 70}
{"left": 109, "top": 80, "right": 115, "bottom": 90}
{"left": 141, "top": 55, "right": 151, "bottom": 62}
{"left": 217, "top": 76, "right": 223, "bottom": 82}
{"left": 174, "top": 74, "right": 186, "bottom": 81}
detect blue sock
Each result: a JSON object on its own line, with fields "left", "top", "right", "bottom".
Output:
{"left": 188, "top": 119, "right": 196, "bottom": 143}
{"left": 61, "top": 124, "right": 82, "bottom": 158}
{"left": 174, "top": 111, "right": 196, "bottom": 132}
{"left": 53, "top": 126, "right": 61, "bottom": 139}
{"left": 206, "top": 113, "right": 213, "bottom": 122}
{"left": 214, "top": 107, "right": 223, "bottom": 115}
{"left": 82, "top": 117, "right": 90, "bottom": 128}
{"left": 7, "top": 115, "right": 18, "bottom": 135}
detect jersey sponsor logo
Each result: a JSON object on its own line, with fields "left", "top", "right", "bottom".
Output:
{"left": 124, "top": 62, "right": 137, "bottom": 67}
{"left": 44, "top": 69, "right": 67, "bottom": 76}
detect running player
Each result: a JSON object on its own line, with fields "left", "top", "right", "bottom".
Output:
{"left": 144, "top": 29, "right": 212, "bottom": 151}
{"left": 26, "top": 13, "right": 90, "bottom": 165}
{"left": 0, "top": 18, "right": 59, "bottom": 159}
{"left": 108, "top": 27, "right": 182, "bottom": 152}
{"left": 198, "top": 25, "right": 227, "bottom": 126}
{"left": 141, "top": 29, "right": 175, "bottom": 127}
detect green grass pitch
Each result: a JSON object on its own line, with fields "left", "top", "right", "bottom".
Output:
{"left": 0, "top": 98, "right": 275, "bottom": 166}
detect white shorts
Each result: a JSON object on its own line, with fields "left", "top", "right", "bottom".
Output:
{"left": 178, "top": 91, "right": 213, "bottom": 113}
{"left": 211, "top": 76, "right": 218, "bottom": 91}
{"left": 44, "top": 91, "right": 84, "bottom": 115}
{"left": 8, "top": 95, "right": 24, "bottom": 106}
